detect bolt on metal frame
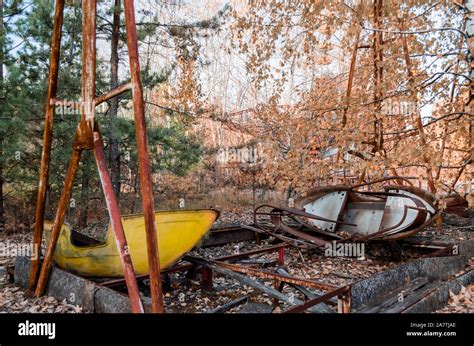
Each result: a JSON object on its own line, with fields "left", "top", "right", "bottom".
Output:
{"left": 29, "top": 0, "right": 164, "bottom": 313}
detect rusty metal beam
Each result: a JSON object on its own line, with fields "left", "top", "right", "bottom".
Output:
{"left": 211, "top": 244, "right": 287, "bottom": 261}
{"left": 92, "top": 126, "right": 144, "bottom": 313}
{"left": 123, "top": 0, "right": 164, "bottom": 313}
{"left": 270, "top": 215, "right": 329, "bottom": 247}
{"left": 284, "top": 285, "right": 351, "bottom": 313}
{"left": 81, "top": 0, "right": 97, "bottom": 126}
{"left": 35, "top": 146, "right": 82, "bottom": 296}
{"left": 242, "top": 223, "right": 319, "bottom": 249}
{"left": 101, "top": 244, "right": 287, "bottom": 289}
{"left": 338, "top": 290, "right": 352, "bottom": 313}
{"left": 94, "top": 82, "right": 132, "bottom": 106}
{"left": 210, "top": 260, "right": 337, "bottom": 292}
{"left": 350, "top": 176, "right": 415, "bottom": 189}
{"left": 187, "top": 256, "right": 333, "bottom": 313}
{"left": 29, "top": 0, "right": 65, "bottom": 291}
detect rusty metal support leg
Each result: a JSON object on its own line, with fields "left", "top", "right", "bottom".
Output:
{"left": 29, "top": 0, "right": 65, "bottom": 291}
{"left": 272, "top": 280, "right": 284, "bottom": 310}
{"left": 81, "top": 0, "right": 96, "bottom": 126}
{"left": 278, "top": 247, "right": 285, "bottom": 265}
{"left": 123, "top": 0, "right": 164, "bottom": 313}
{"left": 35, "top": 147, "right": 82, "bottom": 296}
{"left": 93, "top": 127, "right": 144, "bottom": 313}
{"left": 337, "top": 290, "right": 352, "bottom": 313}
{"left": 343, "top": 291, "right": 351, "bottom": 313}
{"left": 202, "top": 267, "right": 213, "bottom": 291}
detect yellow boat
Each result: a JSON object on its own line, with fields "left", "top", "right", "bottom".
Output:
{"left": 44, "top": 209, "right": 219, "bottom": 277}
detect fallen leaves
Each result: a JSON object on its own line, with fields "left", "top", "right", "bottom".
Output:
{"left": 0, "top": 284, "right": 83, "bottom": 314}
{"left": 437, "top": 285, "right": 474, "bottom": 313}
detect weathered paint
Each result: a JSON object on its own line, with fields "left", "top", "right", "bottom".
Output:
{"left": 93, "top": 127, "right": 144, "bottom": 313}
{"left": 35, "top": 147, "right": 82, "bottom": 296}
{"left": 42, "top": 210, "right": 218, "bottom": 277}
{"left": 123, "top": 0, "right": 164, "bottom": 313}
{"left": 29, "top": 0, "right": 66, "bottom": 290}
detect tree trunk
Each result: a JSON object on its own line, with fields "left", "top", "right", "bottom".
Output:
{"left": 109, "top": 0, "right": 121, "bottom": 197}
{"left": 373, "top": 0, "right": 384, "bottom": 153}
{"left": 399, "top": 18, "right": 436, "bottom": 193}
{"left": 465, "top": 0, "right": 473, "bottom": 160}
{"left": 0, "top": 0, "right": 5, "bottom": 232}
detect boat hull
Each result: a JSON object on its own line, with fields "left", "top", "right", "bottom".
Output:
{"left": 295, "top": 185, "right": 438, "bottom": 241}
{"left": 44, "top": 209, "right": 219, "bottom": 277}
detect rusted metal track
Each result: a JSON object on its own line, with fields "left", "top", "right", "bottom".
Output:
{"left": 100, "top": 244, "right": 287, "bottom": 289}
{"left": 184, "top": 255, "right": 338, "bottom": 313}
{"left": 210, "top": 260, "right": 337, "bottom": 292}
{"left": 254, "top": 205, "right": 356, "bottom": 248}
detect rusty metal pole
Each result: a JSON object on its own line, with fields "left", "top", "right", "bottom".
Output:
{"left": 122, "top": 0, "right": 163, "bottom": 311}
{"left": 77, "top": 0, "right": 144, "bottom": 312}
{"left": 337, "top": 290, "right": 352, "bottom": 313}
{"left": 92, "top": 127, "right": 144, "bottom": 313}
{"left": 35, "top": 147, "right": 82, "bottom": 296}
{"left": 81, "top": 0, "right": 96, "bottom": 129}
{"left": 29, "top": 0, "right": 65, "bottom": 290}
{"left": 123, "top": 0, "right": 164, "bottom": 313}
{"left": 278, "top": 247, "right": 285, "bottom": 265}
{"left": 36, "top": 0, "right": 97, "bottom": 298}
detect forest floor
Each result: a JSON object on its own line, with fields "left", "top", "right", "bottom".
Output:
{"left": 0, "top": 209, "right": 472, "bottom": 313}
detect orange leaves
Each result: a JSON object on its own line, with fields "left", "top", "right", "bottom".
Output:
{"left": 208, "top": 1, "right": 473, "bottom": 194}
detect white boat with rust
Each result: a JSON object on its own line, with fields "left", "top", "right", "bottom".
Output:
{"left": 254, "top": 177, "right": 439, "bottom": 247}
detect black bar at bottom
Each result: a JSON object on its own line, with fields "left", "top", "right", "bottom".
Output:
{"left": 0, "top": 313, "right": 471, "bottom": 345}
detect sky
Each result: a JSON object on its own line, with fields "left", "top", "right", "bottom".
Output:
{"left": 5, "top": 0, "right": 464, "bottom": 121}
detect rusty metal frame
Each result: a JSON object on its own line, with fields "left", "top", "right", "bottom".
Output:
{"left": 350, "top": 176, "right": 415, "bottom": 189}
{"left": 284, "top": 285, "right": 351, "bottom": 314}
{"left": 254, "top": 204, "right": 357, "bottom": 247}
{"left": 100, "top": 243, "right": 287, "bottom": 289}
{"left": 29, "top": 0, "right": 164, "bottom": 313}
{"left": 210, "top": 260, "right": 337, "bottom": 292}
{"left": 187, "top": 255, "right": 351, "bottom": 314}
{"left": 93, "top": 233, "right": 350, "bottom": 313}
